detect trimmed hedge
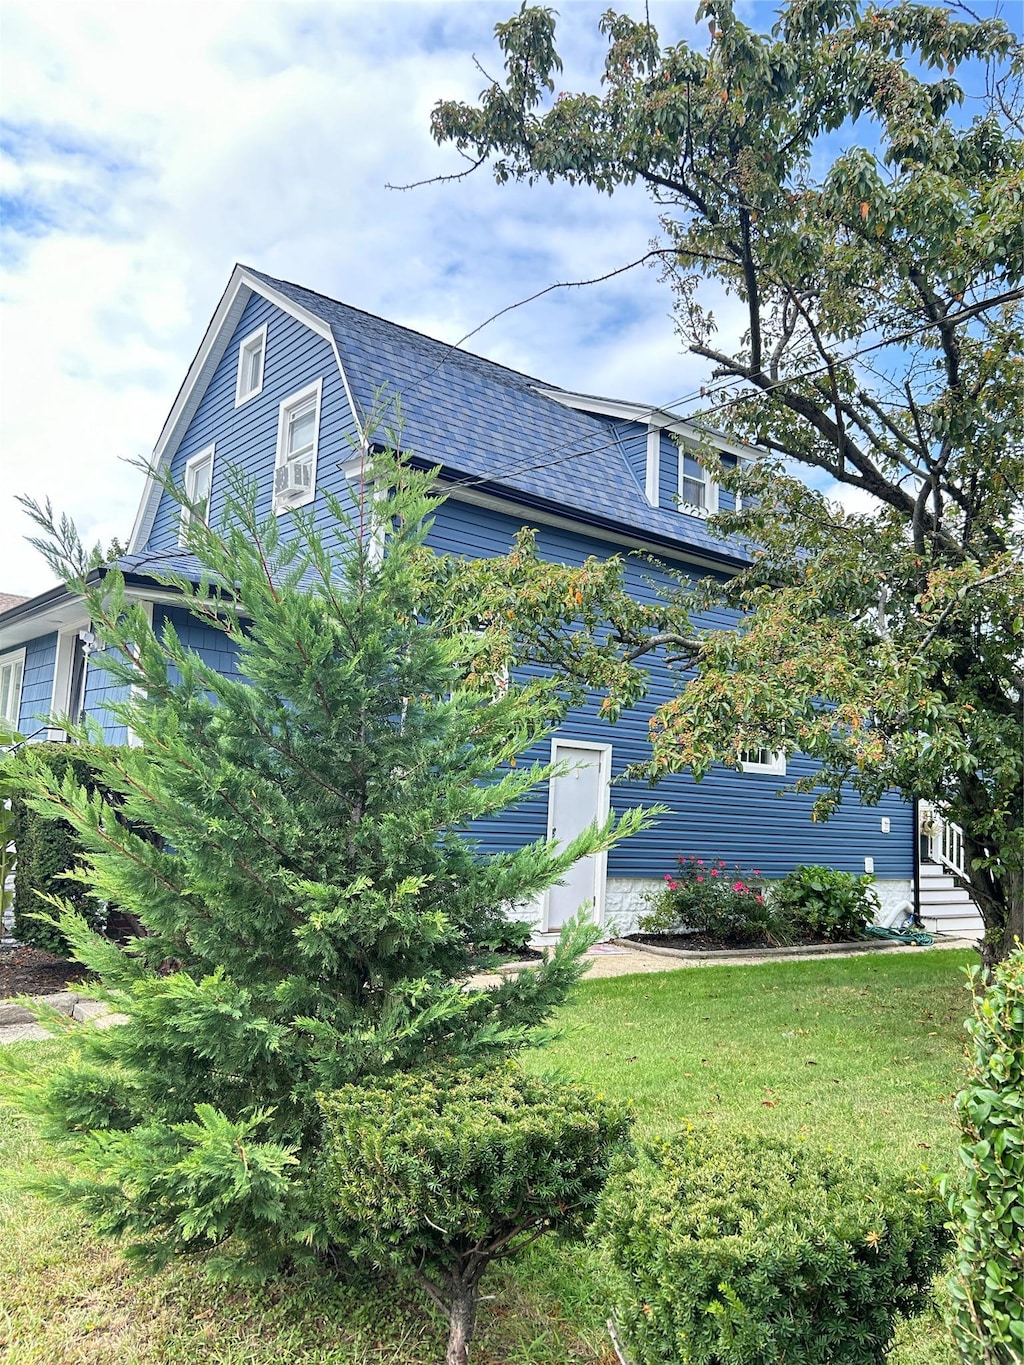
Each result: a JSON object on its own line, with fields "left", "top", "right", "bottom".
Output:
{"left": 320, "top": 1066, "right": 633, "bottom": 1365}
{"left": 6, "top": 743, "right": 121, "bottom": 955}
{"left": 945, "top": 948, "right": 1024, "bottom": 1365}
{"left": 594, "top": 1127, "right": 949, "bottom": 1365}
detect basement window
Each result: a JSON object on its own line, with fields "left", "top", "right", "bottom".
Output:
{"left": 739, "top": 748, "right": 786, "bottom": 776}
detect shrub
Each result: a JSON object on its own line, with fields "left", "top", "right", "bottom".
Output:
{"left": 319, "top": 1065, "right": 632, "bottom": 1365}
{"left": 638, "top": 855, "right": 783, "bottom": 945}
{"left": 944, "top": 948, "right": 1024, "bottom": 1365}
{"left": 4, "top": 743, "right": 120, "bottom": 955}
{"left": 770, "top": 864, "right": 879, "bottom": 942}
{"left": 594, "top": 1127, "right": 950, "bottom": 1365}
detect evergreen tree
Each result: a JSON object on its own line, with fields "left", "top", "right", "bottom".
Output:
{"left": 1, "top": 457, "right": 652, "bottom": 1273}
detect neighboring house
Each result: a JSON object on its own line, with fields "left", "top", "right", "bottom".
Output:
{"left": 0, "top": 265, "right": 982, "bottom": 938}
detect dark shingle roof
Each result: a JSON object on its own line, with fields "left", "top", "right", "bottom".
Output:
{"left": 242, "top": 268, "right": 748, "bottom": 568}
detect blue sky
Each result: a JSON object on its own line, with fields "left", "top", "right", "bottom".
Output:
{"left": 0, "top": 0, "right": 1011, "bottom": 596}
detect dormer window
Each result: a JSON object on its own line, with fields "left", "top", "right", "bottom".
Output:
{"left": 180, "top": 444, "right": 214, "bottom": 544}
{"left": 235, "top": 324, "right": 267, "bottom": 406}
{"left": 679, "top": 450, "right": 714, "bottom": 514}
{"left": 274, "top": 379, "right": 321, "bottom": 512}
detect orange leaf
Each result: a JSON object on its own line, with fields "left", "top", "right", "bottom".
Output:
{"left": 860, "top": 201, "right": 869, "bottom": 220}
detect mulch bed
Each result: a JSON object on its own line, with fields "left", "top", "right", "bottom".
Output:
{"left": 0, "top": 944, "right": 94, "bottom": 999}
{"left": 625, "top": 931, "right": 820, "bottom": 954}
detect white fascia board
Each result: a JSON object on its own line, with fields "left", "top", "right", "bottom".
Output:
{"left": 128, "top": 266, "right": 361, "bottom": 553}
{"left": 534, "top": 386, "right": 759, "bottom": 463}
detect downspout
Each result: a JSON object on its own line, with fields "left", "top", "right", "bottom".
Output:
{"left": 912, "top": 797, "right": 922, "bottom": 927}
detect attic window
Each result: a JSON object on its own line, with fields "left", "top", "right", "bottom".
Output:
{"left": 274, "top": 379, "right": 321, "bottom": 512}
{"left": 0, "top": 649, "right": 25, "bottom": 728}
{"left": 235, "top": 324, "right": 267, "bottom": 406}
{"left": 180, "top": 445, "right": 214, "bottom": 545}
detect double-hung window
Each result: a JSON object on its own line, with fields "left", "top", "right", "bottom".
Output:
{"left": 274, "top": 379, "right": 321, "bottom": 511}
{"left": 235, "top": 324, "right": 267, "bottom": 406}
{"left": 679, "top": 449, "right": 715, "bottom": 514}
{"left": 179, "top": 444, "right": 214, "bottom": 545}
{"left": 0, "top": 650, "right": 25, "bottom": 730}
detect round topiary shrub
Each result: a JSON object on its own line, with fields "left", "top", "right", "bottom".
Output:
{"left": 594, "top": 1126, "right": 950, "bottom": 1365}
{"left": 319, "top": 1065, "right": 633, "bottom": 1365}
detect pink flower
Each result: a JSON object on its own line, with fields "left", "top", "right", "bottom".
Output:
{"left": 664, "top": 874, "right": 672, "bottom": 881}
{"left": 733, "top": 881, "right": 746, "bottom": 892}
{"left": 696, "top": 876, "right": 704, "bottom": 883}
{"left": 756, "top": 893, "right": 764, "bottom": 903}
{"left": 696, "top": 859, "right": 704, "bottom": 866}
{"left": 752, "top": 869, "right": 760, "bottom": 876}
{"left": 711, "top": 868, "right": 719, "bottom": 877}
{"left": 667, "top": 880, "right": 678, "bottom": 890}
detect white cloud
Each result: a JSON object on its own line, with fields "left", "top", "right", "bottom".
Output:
{"left": 1, "top": 0, "right": 723, "bottom": 597}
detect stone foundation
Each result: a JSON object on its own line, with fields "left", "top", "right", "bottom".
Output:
{"left": 599, "top": 875, "right": 915, "bottom": 938}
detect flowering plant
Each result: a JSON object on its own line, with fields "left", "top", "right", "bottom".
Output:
{"left": 639, "top": 856, "right": 784, "bottom": 945}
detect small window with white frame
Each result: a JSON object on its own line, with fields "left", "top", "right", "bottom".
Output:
{"left": 235, "top": 323, "right": 267, "bottom": 406}
{"left": 678, "top": 448, "right": 715, "bottom": 514}
{"left": 0, "top": 649, "right": 26, "bottom": 730}
{"left": 273, "top": 379, "right": 321, "bottom": 512}
{"left": 739, "top": 747, "right": 786, "bottom": 776}
{"left": 179, "top": 444, "right": 215, "bottom": 545}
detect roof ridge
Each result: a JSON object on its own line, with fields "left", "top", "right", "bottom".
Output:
{"left": 239, "top": 263, "right": 566, "bottom": 393}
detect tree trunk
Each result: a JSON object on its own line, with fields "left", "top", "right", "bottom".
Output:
{"left": 445, "top": 1282, "right": 479, "bottom": 1365}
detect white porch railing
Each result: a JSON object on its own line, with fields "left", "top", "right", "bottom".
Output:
{"left": 920, "top": 804, "right": 966, "bottom": 877}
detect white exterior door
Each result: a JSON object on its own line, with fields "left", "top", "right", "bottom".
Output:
{"left": 544, "top": 740, "right": 611, "bottom": 932}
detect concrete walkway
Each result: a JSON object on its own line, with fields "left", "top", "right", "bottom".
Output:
{"left": 468, "top": 934, "right": 977, "bottom": 989}
{"left": 0, "top": 992, "right": 125, "bottom": 1046}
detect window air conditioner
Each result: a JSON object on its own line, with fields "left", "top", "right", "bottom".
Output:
{"left": 274, "top": 462, "right": 312, "bottom": 499}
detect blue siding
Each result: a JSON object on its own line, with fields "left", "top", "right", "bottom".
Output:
{"left": 659, "top": 430, "right": 678, "bottom": 510}
{"left": 14, "top": 633, "right": 56, "bottom": 735}
{"left": 602, "top": 418, "right": 647, "bottom": 495}
{"left": 425, "top": 498, "right": 913, "bottom": 881}
{"left": 82, "top": 652, "right": 131, "bottom": 745}
{"left": 146, "top": 293, "right": 361, "bottom": 555}
{"left": 156, "top": 605, "right": 243, "bottom": 682}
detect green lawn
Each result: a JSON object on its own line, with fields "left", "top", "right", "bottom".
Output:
{"left": 0, "top": 949, "right": 974, "bottom": 1364}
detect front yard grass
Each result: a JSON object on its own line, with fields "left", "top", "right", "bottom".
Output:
{"left": 1, "top": 949, "right": 974, "bottom": 1364}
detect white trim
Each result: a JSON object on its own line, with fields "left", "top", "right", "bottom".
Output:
{"left": 645, "top": 425, "right": 661, "bottom": 508}
{"left": 543, "top": 737, "right": 612, "bottom": 932}
{"left": 48, "top": 620, "right": 91, "bottom": 739}
{"left": 129, "top": 266, "right": 361, "bottom": 554}
{"left": 126, "top": 600, "right": 154, "bottom": 749}
{"left": 0, "top": 647, "right": 27, "bottom": 730}
{"left": 234, "top": 322, "right": 267, "bottom": 407}
{"left": 534, "top": 387, "right": 760, "bottom": 462}
{"left": 179, "top": 443, "right": 216, "bottom": 546}
{"left": 739, "top": 748, "right": 787, "bottom": 776}
{"left": 273, "top": 378, "right": 322, "bottom": 514}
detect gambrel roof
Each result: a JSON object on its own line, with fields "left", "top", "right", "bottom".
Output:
{"left": 243, "top": 267, "right": 752, "bottom": 567}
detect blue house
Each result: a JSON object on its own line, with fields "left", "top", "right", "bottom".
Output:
{"left": 0, "top": 265, "right": 979, "bottom": 938}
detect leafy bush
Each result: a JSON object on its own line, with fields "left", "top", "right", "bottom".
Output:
{"left": 3, "top": 743, "right": 122, "bottom": 954}
{"left": 594, "top": 1127, "right": 950, "bottom": 1365}
{"left": 770, "top": 864, "right": 879, "bottom": 942}
{"left": 638, "top": 855, "right": 783, "bottom": 945}
{"left": 319, "top": 1065, "right": 632, "bottom": 1365}
{"left": 945, "top": 948, "right": 1024, "bottom": 1365}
